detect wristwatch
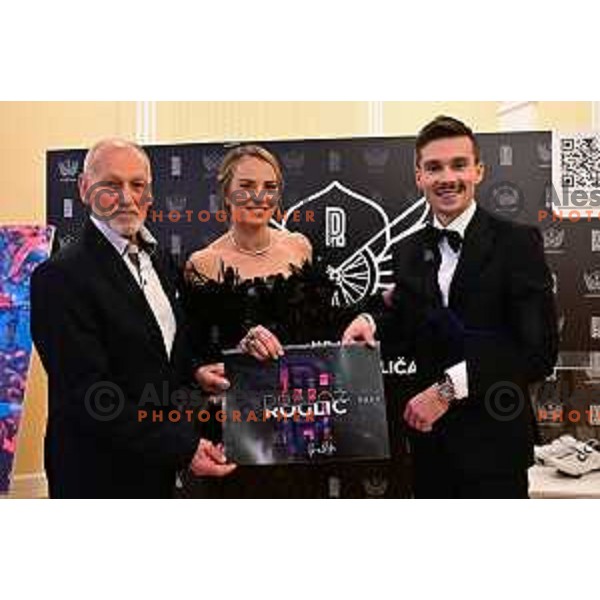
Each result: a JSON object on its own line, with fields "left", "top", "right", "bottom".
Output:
{"left": 435, "top": 372, "right": 456, "bottom": 405}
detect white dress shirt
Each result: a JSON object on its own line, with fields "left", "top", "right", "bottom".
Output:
{"left": 90, "top": 216, "right": 177, "bottom": 358}
{"left": 430, "top": 200, "right": 478, "bottom": 399}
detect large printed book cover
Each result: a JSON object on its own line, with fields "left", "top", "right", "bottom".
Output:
{"left": 222, "top": 343, "right": 389, "bottom": 465}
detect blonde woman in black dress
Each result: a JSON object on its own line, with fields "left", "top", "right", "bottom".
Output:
{"left": 184, "top": 145, "right": 338, "bottom": 498}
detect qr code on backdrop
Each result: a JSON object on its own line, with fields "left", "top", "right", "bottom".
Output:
{"left": 561, "top": 137, "right": 600, "bottom": 188}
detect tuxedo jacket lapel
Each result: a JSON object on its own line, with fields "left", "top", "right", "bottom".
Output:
{"left": 449, "top": 207, "right": 496, "bottom": 310}
{"left": 82, "top": 220, "right": 172, "bottom": 361}
{"left": 399, "top": 228, "right": 443, "bottom": 310}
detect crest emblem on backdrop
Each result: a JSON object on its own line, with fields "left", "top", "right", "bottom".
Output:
{"left": 57, "top": 159, "right": 79, "bottom": 181}
{"left": 276, "top": 180, "right": 429, "bottom": 306}
{"left": 543, "top": 226, "right": 565, "bottom": 251}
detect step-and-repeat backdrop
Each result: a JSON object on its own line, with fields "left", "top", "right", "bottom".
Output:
{"left": 43, "top": 132, "right": 600, "bottom": 496}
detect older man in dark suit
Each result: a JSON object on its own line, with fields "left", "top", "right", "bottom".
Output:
{"left": 344, "top": 116, "right": 558, "bottom": 498}
{"left": 31, "top": 139, "right": 235, "bottom": 498}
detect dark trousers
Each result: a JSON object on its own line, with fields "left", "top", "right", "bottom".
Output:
{"left": 412, "top": 452, "right": 529, "bottom": 499}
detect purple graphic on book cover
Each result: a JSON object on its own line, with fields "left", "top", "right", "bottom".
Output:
{"left": 0, "top": 225, "right": 53, "bottom": 493}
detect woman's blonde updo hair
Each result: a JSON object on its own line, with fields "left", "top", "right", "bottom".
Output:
{"left": 217, "top": 144, "right": 284, "bottom": 210}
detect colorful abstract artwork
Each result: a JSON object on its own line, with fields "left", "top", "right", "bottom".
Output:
{"left": 0, "top": 225, "right": 53, "bottom": 493}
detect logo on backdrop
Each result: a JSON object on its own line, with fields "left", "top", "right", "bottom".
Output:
{"left": 543, "top": 226, "right": 565, "bottom": 253}
{"left": 166, "top": 195, "right": 188, "bottom": 213}
{"left": 583, "top": 271, "right": 600, "bottom": 297}
{"left": 325, "top": 207, "right": 346, "bottom": 248}
{"left": 499, "top": 145, "right": 513, "bottom": 167}
{"left": 591, "top": 317, "right": 600, "bottom": 340}
{"left": 170, "top": 155, "right": 182, "bottom": 178}
{"left": 282, "top": 150, "right": 305, "bottom": 176}
{"left": 328, "top": 150, "right": 342, "bottom": 173}
{"left": 537, "top": 141, "right": 552, "bottom": 168}
{"left": 276, "top": 180, "right": 429, "bottom": 306}
{"left": 362, "top": 469, "right": 389, "bottom": 498}
{"left": 489, "top": 182, "right": 523, "bottom": 217}
{"left": 362, "top": 148, "right": 391, "bottom": 174}
{"left": 58, "top": 159, "right": 79, "bottom": 182}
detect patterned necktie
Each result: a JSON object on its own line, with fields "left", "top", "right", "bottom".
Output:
{"left": 126, "top": 244, "right": 144, "bottom": 286}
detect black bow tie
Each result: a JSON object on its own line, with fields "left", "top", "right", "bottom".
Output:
{"left": 426, "top": 224, "right": 463, "bottom": 253}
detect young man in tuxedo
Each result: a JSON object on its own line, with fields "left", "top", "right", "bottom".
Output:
{"left": 31, "top": 139, "right": 235, "bottom": 498}
{"left": 343, "top": 116, "right": 558, "bottom": 498}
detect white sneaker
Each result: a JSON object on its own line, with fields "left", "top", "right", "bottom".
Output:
{"left": 545, "top": 439, "right": 600, "bottom": 477}
{"left": 534, "top": 435, "right": 579, "bottom": 465}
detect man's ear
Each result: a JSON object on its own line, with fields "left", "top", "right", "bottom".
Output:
{"left": 140, "top": 181, "right": 154, "bottom": 209}
{"left": 475, "top": 161, "right": 485, "bottom": 185}
{"left": 415, "top": 166, "right": 424, "bottom": 191}
{"left": 78, "top": 173, "right": 89, "bottom": 206}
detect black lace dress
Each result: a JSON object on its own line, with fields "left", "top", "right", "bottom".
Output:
{"left": 180, "top": 257, "right": 354, "bottom": 498}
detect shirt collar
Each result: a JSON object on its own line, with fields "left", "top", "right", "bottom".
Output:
{"left": 90, "top": 215, "right": 158, "bottom": 257}
{"left": 432, "top": 200, "right": 477, "bottom": 237}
